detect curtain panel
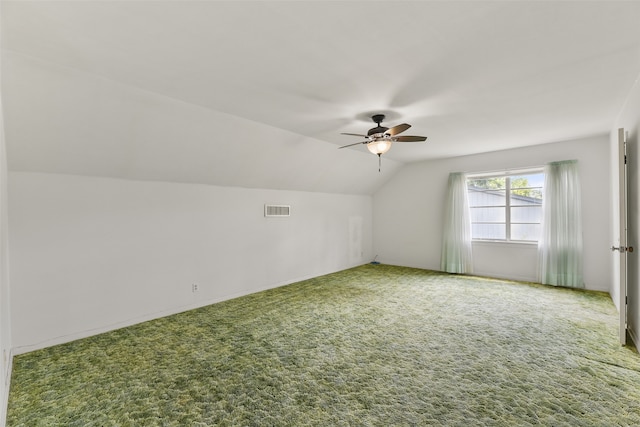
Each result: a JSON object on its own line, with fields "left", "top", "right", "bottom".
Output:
{"left": 441, "top": 172, "right": 473, "bottom": 274}
{"left": 539, "top": 160, "right": 584, "bottom": 287}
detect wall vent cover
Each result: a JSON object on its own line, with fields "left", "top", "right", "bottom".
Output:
{"left": 264, "top": 204, "right": 291, "bottom": 217}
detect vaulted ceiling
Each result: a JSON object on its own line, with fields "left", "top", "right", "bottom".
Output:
{"left": 3, "top": 1, "right": 640, "bottom": 194}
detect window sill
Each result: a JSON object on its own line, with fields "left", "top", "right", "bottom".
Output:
{"left": 472, "top": 240, "right": 538, "bottom": 247}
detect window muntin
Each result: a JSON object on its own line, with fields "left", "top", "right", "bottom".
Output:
{"left": 467, "top": 171, "right": 543, "bottom": 242}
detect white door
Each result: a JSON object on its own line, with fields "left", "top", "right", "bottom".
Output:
{"left": 614, "top": 128, "right": 628, "bottom": 345}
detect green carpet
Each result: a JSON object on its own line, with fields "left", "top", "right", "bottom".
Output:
{"left": 7, "top": 265, "right": 640, "bottom": 426}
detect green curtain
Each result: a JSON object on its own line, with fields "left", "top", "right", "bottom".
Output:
{"left": 441, "top": 172, "right": 473, "bottom": 274}
{"left": 539, "top": 160, "right": 583, "bottom": 287}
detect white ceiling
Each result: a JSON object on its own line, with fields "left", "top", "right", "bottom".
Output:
{"left": 3, "top": 1, "right": 640, "bottom": 194}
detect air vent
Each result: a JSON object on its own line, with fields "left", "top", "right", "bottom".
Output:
{"left": 264, "top": 204, "right": 291, "bottom": 217}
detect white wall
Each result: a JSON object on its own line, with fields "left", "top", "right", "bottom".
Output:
{"left": 0, "top": 29, "right": 12, "bottom": 426}
{"left": 611, "top": 75, "right": 640, "bottom": 348}
{"left": 0, "top": 108, "right": 10, "bottom": 427}
{"left": 8, "top": 172, "right": 372, "bottom": 353}
{"left": 0, "top": 119, "right": 8, "bottom": 427}
{"left": 610, "top": 130, "right": 622, "bottom": 313}
{"left": 373, "top": 135, "right": 610, "bottom": 291}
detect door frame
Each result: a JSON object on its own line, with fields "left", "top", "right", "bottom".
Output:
{"left": 617, "top": 127, "right": 628, "bottom": 345}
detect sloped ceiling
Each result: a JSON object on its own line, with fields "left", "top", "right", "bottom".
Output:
{"left": 3, "top": 1, "right": 640, "bottom": 195}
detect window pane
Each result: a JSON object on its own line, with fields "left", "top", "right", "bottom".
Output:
{"left": 510, "top": 174, "right": 543, "bottom": 204}
{"left": 511, "top": 206, "right": 542, "bottom": 223}
{"left": 468, "top": 189, "right": 506, "bottom": 207}
{"left": 468, "top": 177, "right": 505, "bottom": 190}
{"left": 470, "top": 207, "right": 505, "bottom": 223}
{"left": 510, "top": 189, "right": 542, "bottom": 205}
{"left": 511, "top": 223, "right": 541, "bottom": 241}
{"left": 510, "top": 174, "right": 544, "bottom": 189}
{"left": 472, "top": 223, "right": 506, "bottom": 240}
{"left": 467, "top": 171, "right": 543, "bottom": 243}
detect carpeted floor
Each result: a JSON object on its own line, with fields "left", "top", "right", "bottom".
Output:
{"left": 7, "top": 264, "right": 640, "bottom": 426}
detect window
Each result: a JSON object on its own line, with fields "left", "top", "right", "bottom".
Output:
{"left": 467, "top": 170, "right": 543, "bottom": 242}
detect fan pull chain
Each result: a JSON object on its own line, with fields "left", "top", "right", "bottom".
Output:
{"left": 378, "top": 153, "right": 382, "bottom": 172}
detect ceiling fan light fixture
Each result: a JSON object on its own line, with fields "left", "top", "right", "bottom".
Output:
{"left": 366, "top": 139, "right": 392, "bottom": 155}
{"left": 339, "top": 114, "right": 427, "bottom": 171}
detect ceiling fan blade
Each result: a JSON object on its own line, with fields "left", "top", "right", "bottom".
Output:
{"left": 338, "top": 141, "right": 368, "bottom": 149}
{"left": 385, "top": 123, "right": 411, "bottom": 136}
{"left": 340, "top": 132, "right": 368, "bottom": 138}
{"left": 393, "top": 135, "right": 427, "bottom": 142}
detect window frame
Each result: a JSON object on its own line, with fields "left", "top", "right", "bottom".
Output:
{"left": 466, "top": 168, "right": 544, "bottom": 244}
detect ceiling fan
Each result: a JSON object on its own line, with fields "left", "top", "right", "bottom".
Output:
{"left": 339, "top": 114, "right": 427, "bottom": 171}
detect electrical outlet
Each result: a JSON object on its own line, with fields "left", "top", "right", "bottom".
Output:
{"left": 192, "top": 283, "right": 199, "bottom": 293}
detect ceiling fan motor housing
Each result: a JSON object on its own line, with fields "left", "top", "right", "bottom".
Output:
{"left": 368, "top": 114, "right": 388, "bottom": 137}
{"left": 368, "top": 126, "right": 389, "bottom": 137}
